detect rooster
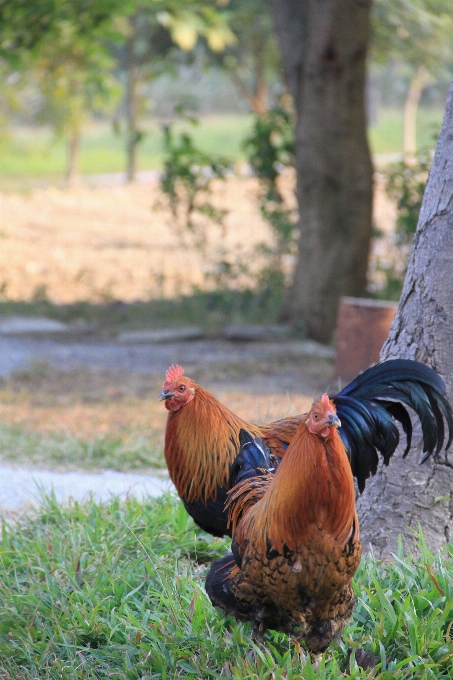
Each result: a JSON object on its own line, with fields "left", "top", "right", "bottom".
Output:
{"left": 206, "top": 396, "right": 362, "bottom": 655}
{"left": 159, "top": 360, "right": 453, "bottom": 537}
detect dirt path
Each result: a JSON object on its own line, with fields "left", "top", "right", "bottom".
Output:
{"left": 0, "top": 334, "right": 335, "bottom": 438}
{"left": 0, "top": 465, "right": 173, "bottom": 514}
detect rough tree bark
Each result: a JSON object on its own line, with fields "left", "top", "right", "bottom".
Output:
{"left": 356, "top": 80, "right": 453, "bottom": 557}
{"left": 269, "top": 0, "right": 373, "bottom": 343}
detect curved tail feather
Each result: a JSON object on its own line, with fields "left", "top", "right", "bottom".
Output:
{"left": 332, "top": 359, "right": 453, "bottom": 493}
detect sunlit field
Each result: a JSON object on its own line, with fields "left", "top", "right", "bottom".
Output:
{"left": 368, "top": 107, "right": 443, "bottom": 154}
{"left": 0, "top": 108, "right": 444, "bottom": 184}
{"left": 0, "top": 114, "right": 254, "bottom": 181}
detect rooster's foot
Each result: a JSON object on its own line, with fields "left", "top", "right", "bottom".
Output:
{"left": 309, "top": 653, "right": 322, "bottom": 670}
{"left": 251, "top": 607, "right": 266, "bottom": 644}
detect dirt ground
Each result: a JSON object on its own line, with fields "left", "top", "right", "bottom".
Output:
{"left": 0, "top": 175, "right": 276, "bottom": 303}
{"left": 0, "top": 173, "right": 395, "bottom": 304}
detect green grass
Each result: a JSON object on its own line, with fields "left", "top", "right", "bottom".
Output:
{"left": 368, "top": 107, "right": 443, "bottom": 155}
{"left": 0, "top": 114, "right": 254, "bottom": 182}
{"left": 0, "top": 108, "right": 445, "bottom": 186}
{"left": 0, "top": 494, "right": 452, "bottom": 678}
{"left": 0, "top": 422, "right": 165, "bottom": 472}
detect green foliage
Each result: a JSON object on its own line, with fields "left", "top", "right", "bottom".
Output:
{"left": 0, "top": 62, "right": 22, "bottom": 150}
{"left": 385, "top": 151, "right": 432, "bottom": 241}
{"left": 243, "top": 104, "right": 297, "bottom": 301}
{"left": 0, "top": 493, "right": 227, "bottom": 677}
{"left": 0, "top": 0, "right": 131, "bottom": 65}
{"left": 367, "top": 108, "right": 444, "bottom": 155}
{"left": 159, "top": 118, "right": 232, "bottom": 255}
{"left": 0, "top": 285, "right": 287, "bottom": 336}
{"left": 371, "top": 0, "right": 453, "bottom": 73}
{"left": 34, "top": 20, "right": 120, "bottom": 139}
{"left": 348, "top": 530, "right": 453, "bottom": 678}
{"left": 156, "top": 3, "right": 237, "bottom": 53}
{"left": 0, "top": 494, "right": 453, "bottom": 678}
{"left": 0, "top": 110, "right": 444, "bottom": 184}
{"left": 371, "top": 151, "right": 432, "bottom": 300}
{"left": 244, "top": 105, "right": 294, "bottom": 194}
{"left": 0, "top": 0, "right": 127, "bottom": 181}
{"left": 200, "top": 105, "right": 297, "bottom": 316}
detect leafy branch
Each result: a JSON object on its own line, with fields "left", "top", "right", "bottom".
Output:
{"left": 159, "top": 120, "right": 232, "bottom": 257}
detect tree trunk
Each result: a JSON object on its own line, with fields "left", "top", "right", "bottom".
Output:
{"left": 251, "top": 38, "right": 268, "bottom": 115}
{"left": 227, "top": 67, "right": 268, "bottom": 114}
{"left": 225, "top": 35, "right": 268, "bottom": 115}
{"left": 126, "top": 56, "right": 139, "bottom": 183}
{"left": 403, "top": 66, "right": 428, "bottom": 159}
{"left": 270, "top": 0, "right": 373, "bottom": 343}
{"left": 66, "top": 129, "right": 80, "bottom": 186}
{"left": 356, "top": 80, "right": 453, "bottom": 557}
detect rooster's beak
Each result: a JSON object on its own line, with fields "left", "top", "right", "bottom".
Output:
{"left": 327, "top": 413, "right": 341, "bottom": 428}
{"left": 159, "top": 389, "right": 172, "bottom": 402}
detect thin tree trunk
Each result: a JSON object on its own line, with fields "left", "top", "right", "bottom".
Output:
{"left": 126, "top": 57, "right": 139, "bottom": 183}
{"left": 252, "top": 41, "right": 268, "bottom": 115}
{"left": 270, "top": 0, "right": 373, "bottom": 343}
{"left": 356, "top": 80, "right": 453, "bottom": 557}
{"left": 224, "top": 17, "right": 271, "bottom": 115}
{"left": 403, "top": 66, "right": 428, "bottom": 159}
{"left": 227, "top": 63, "right": 267, "bottom": 114}
{"left": 66, "top": 129, "right": 80, "bottom": 186}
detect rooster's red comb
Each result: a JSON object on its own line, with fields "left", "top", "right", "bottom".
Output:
{"left": 164, "top": 364, "right": 184, "bottom": 385}
{"left": 321, "top": 393, "right": 335, "bottom": 410}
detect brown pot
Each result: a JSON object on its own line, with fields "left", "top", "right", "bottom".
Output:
{"left": 335, "top": 296, "right": 397, "bottom": 383}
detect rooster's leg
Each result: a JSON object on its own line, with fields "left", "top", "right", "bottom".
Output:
{"left": 251, "top": 606, "right": 266, "bottom": 643}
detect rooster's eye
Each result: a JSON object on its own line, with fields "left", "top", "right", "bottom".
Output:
{"left": 313, "top": 413, "right": 319, "bottom": 420}
{"left": 179, "top": 386, "right": 185, "bottom": 392}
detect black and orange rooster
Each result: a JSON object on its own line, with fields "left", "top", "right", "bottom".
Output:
{"left": 205, "top": 396, "right": 361, "bottom": 655}
{"left": 159, "top": 361, "right": 453, "bottom": 537}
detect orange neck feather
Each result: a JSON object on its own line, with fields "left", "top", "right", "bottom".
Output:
{"left": 164, "top": 385, "right": 263, "bottom": 504}
{"left": 243, "top": 423, "right": 357, "bottom": 549}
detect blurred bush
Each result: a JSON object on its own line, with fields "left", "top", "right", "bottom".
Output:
{"left": 369, "top": 151, "right": 432, "bottom": 300}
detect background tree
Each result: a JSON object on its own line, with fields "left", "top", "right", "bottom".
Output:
{"left": 34, "top": 20, "right": 120, "bottom": 184}
{"left": 269, "top": 0, "right": 373, "bottom": 343}
{"left": 372, "top": 0, "right": 453, "bottom": 158}
{"left": 110, "top": 1, "right": 236, "bottom": 181}
{"left": 205, "top": 0, "right": 281, "bottom": 115}
{"left": 110, "top": 6, "right": 174, "bottom": 182}
{"left": 356, "top": 79, "right": 453, "bottom": 557}
{"left": 0, "top": 0, "right": 127, "bottom": 184}
{"left": 0, "top": 0, "right": 122, "bottom": 63}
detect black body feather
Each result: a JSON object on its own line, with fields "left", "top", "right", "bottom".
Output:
{"left": 229, "top": 429, "right": 280, "bottom": 489}
{"left": 183, "top": 490, "right": 229, "bottom": 537}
